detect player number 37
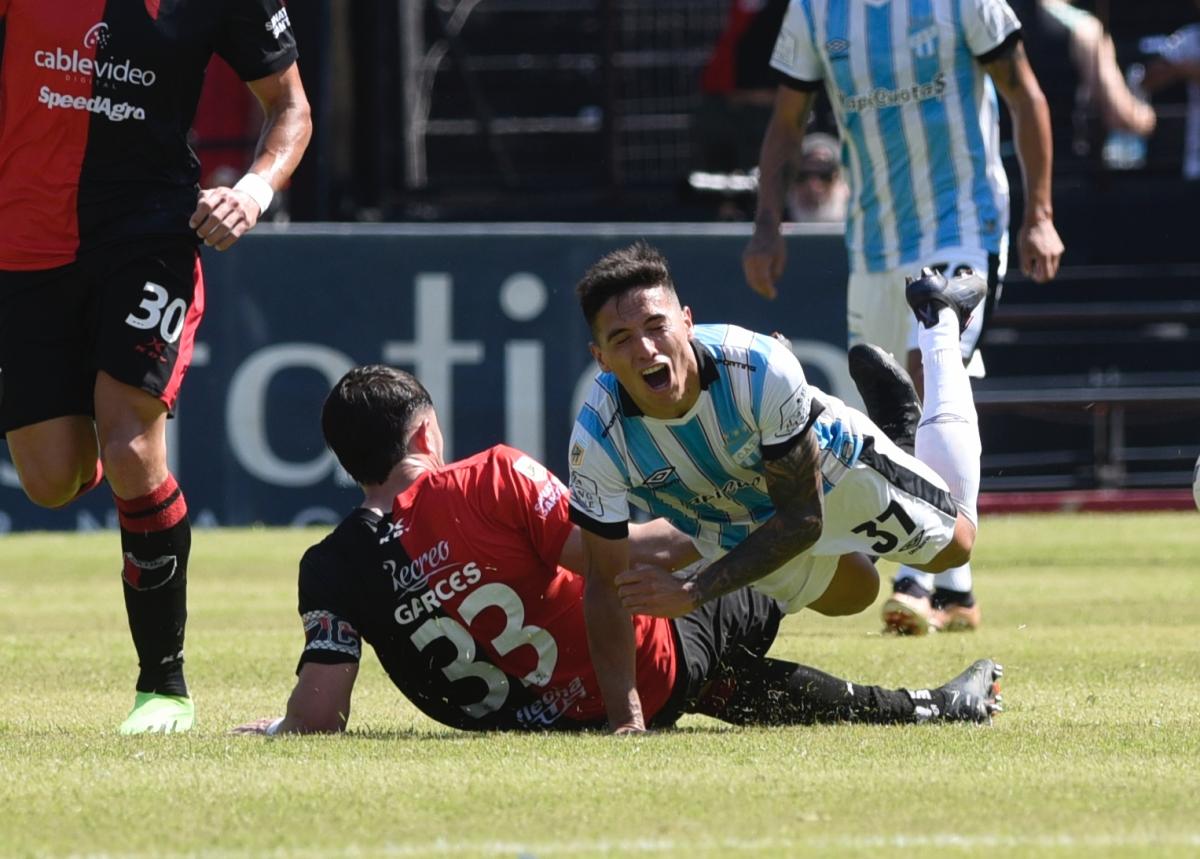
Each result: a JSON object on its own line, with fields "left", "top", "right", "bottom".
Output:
{"left": 851, "top": 500, "right": 917, "bottom": 554}
{"left": 125, "top": 281, "right": 188, "bottom": 343}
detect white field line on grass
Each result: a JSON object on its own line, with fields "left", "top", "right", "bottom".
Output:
{"left": 68, "top": 832, "right": 1200, "bottom": 858}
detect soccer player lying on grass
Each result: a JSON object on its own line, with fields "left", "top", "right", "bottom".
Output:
{"left": 568, "top": 243, "right": 991, "bottom": 731}
{"left": 235, "top": 366, "right": 1000, "bottom": 737}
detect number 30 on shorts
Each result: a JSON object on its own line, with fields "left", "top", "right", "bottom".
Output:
{"left": 125, "top": 280, "right": 188, "bottom": 343}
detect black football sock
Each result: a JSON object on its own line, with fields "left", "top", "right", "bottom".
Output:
{"left": 892, "top": 575, "right": 933, "bottom": 600}
{"left": 932, "top": 587, "right": 976, "bottom": 609}
{"left": 697, "top": 657, "right": 939, "bottom": 726}
{"left": 115, "top": 474, "right": 190, "bottom": 697}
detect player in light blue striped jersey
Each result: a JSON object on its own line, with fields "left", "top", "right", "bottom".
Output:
{"left": 743, "top": 0, "right": 1065, "bottom": 634}
{"left": 568, "top": 243, "right": 984, "bottom": 732}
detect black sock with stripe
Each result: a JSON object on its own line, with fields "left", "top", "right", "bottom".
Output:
{"left": 115, "top": 473, "right": 190, "bottom": 697}
{"left": 698, "top": 658, "right": 947, "bottom": 725}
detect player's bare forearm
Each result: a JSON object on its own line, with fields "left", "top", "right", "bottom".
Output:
{"left": 191, "top": 65, "right": 311, "bottom": 250}
{"left": 580, "top": 532, "right": 644, "bottom": 731}
{"left": 247, "top": 64, "right": 313, "bottom": 190}
{"left": 752, "top": 88, "right": 816, "bottom": 233}
{"left": 985, "top": 43, "right": 1053, "bottom": 223}
{"left": 688, "top": 432, "right": 824, "bottom": 606}
{"left": 985, "top": 42, "right": 1063, "bottom": 281}
{"left": 627, "top": 519, "right": 701, "bottom": 572}
{"left": 745, "top": 87, "right": 816, "bottom": 298}
{"left": 282, "top": 662, "right": 356, "bottom": 733}
{"left": 583, "top": 574, "right": 644, "bottom": 732}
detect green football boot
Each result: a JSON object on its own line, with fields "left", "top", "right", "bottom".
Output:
{"left": 118, "top": 692, "right": 195, "bottom": 735}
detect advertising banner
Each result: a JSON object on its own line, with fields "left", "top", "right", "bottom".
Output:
{"left": 0, "top": 224, "right": 850, "bottom": 531}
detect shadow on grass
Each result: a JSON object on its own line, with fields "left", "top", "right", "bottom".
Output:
{"left": 337, "top": 721, "right": 744, "bottom": 742}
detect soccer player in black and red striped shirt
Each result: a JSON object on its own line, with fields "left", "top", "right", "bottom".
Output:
{"left": 0, "top": 0, "right": 311, "bottom": 733}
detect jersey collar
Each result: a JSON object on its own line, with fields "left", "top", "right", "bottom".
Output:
{"left": 616, "top": 339, "right": 719, "bottom": 418}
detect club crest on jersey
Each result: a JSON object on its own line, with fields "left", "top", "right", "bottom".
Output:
{"left": 641, "top": 466, "right": 678, "bottom": 490}
{"left": 730, "top": 435, "right": 760, "bottom": 467}
{"left": 908, "top": 25, "right": 939, "bottom": 59}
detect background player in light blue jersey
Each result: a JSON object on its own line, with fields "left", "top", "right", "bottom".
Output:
{"left": 743, "top": 0, "right": 1065, "bottom": 635}
{"left": 567, "top": 242, "right": 987, "bottom": 732}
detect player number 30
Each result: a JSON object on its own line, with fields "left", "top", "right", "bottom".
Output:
{"left": 125, "top": 281, "right": 188, "bottom": 343}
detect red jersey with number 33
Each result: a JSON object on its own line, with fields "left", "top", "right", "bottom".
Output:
{"left": 0, "top": 0, "right": 297, "bottom": 269}
{"left": 382, "top": 445, "right": 677, "bottom": 728}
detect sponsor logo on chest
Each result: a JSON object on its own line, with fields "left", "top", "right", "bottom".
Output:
{"left": 34, "top": 24, "right": 158, "bottom": 88}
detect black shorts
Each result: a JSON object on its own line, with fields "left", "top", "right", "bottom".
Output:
{"left": 0, "top": 237, "right": 205, "bottom": 434}
{"left": 650, "top": 587, "right": 785, "bottom": 727}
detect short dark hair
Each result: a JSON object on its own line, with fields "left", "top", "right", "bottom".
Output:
{"left": 575, "top": 241, "right": 676, "bottom": 331}
{"left": 321, "top": 365, "right": 433, "bottom": 486}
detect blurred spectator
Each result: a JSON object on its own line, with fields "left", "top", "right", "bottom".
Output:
{"left": 1012, "top": 0, "right": 1156, "bottom": 165}
{"left": 692, "top": 0, "right": 789, "bottom": 175}
{"left": 785, "top": 133, "right": 848, "bottom": 224}
{"left": 1143, "top": 6, "right": 1200, "bottom": 180}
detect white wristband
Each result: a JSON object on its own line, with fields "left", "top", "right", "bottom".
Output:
{"left": 233, "top": 172, "right": 275, "bottom": 214}
{"left": 264, "top": 717, "right": 285, "bottom": 736}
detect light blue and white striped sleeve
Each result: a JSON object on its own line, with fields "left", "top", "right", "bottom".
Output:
{"left": 751, "top": 336, "right": 813, "bottom": 455}
{"left": 566, "top": 396, "right": 632, "bottom": 536}
{"left": 770, "top": 0, "right": 824, "bottom": 83}
{"left": 959, "top": 0, "right": 1021, "bottom": 58}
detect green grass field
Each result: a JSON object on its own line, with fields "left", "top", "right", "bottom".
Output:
{"left": 2, "top": 512, "right": 1198, "bottom": 858}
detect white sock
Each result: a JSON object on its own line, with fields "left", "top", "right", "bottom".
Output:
{"left": 934, "top": 563, "right": 972, "bottom": 594}
{"left": 916, "top": 307, "right": 981, "bottom": 527}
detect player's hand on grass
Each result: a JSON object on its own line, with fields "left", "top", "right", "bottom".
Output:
{"left": 1018, "top": 216, "right": 1064, "bottom": 283}
{"left": 615, "top": 563, "right": 697, "bottom": 619}
{"left": 230, "top": 717, "right": 282, "bottom": 735}
{"left": 742, "top": 228, "right": 787, "bottom": 300}
{"left": 190, "top": 186, "right": 262, "bottom": 251}
{"left": 611, "top": 722, "right": 648, "bottom": 735}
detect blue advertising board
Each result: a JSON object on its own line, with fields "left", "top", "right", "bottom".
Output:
{"left": 0, "top": 224, "right": 851, "bottom": 531}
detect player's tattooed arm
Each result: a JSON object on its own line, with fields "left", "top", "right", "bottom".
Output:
{"left": 687, "top": 431, "right": 824, "bottom": 607}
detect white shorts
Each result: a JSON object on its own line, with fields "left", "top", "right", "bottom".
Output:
{"left": 688, "top": 417, "right": 960, "bottom": 615}
{"left": 811, "top": 421, "right": 960, "bottom": 563}
{"left": 682, "top": 546, "right": 841, "bottom": 615}
{"left": 846, "top": 246, "right": 1005, "bottom": 376}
